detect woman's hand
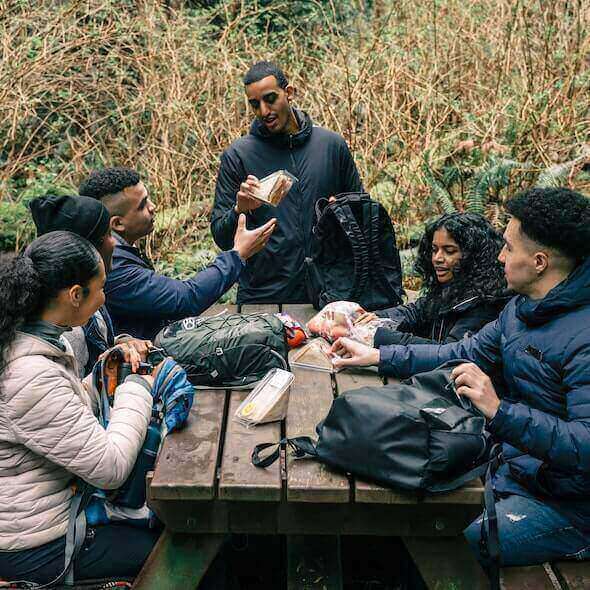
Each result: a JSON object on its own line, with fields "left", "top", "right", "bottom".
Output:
{"left": 353, "top": 311, "right": 378, "bottom": 325}
{"left": 99, "top": 343, "right": 142, "bottom": 372}
{"left": 451, "top": 363, "right": 501, "bottom": 419}
{"left": 330, "top": 337, "right": 380, "bottom": 369}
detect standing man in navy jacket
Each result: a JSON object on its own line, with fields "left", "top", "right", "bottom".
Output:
{"left": 210, "top": 60, "right": 363, "bottom": 305}
{"left": 80, "top": 167, "right": 276, "bottom": 339}
{"left": 331, "top": 188, "right": 590, "bottom": 569}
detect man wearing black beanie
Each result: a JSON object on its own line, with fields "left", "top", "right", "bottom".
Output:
{"left": 30, "top": 194, "right": 115, "bottom": 269}
{"left": 29, "top": 194, "right": 150, "bottom": 375}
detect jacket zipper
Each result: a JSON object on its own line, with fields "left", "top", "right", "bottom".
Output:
{"left": 288, "top": 134, "right": 307, "bottom": 259}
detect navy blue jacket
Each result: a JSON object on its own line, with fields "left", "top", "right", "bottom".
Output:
{"left": 379, "top": 257, "right": 590, "bottom": 530}
{"left": 105, "top": 235, "right": 244, "bottom": 340}
{"left": 210, "top": 109, "right": 362, "bottom": 304}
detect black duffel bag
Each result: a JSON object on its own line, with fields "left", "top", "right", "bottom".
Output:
{"left": 252, "top": 361, "right": 489, "bottom": 493}
{"left": 154, "top": 312, "right": 289, "bottom": 388}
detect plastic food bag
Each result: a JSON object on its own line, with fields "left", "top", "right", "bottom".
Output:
{"left": 274, "top": 312, "right": 308, "bottom": 348}
{"left": 290, "top": 337, "right": 341, "bottom": 373}
{"left": 234, "top": 368, "right": 294, "bottom": 427}
{"left": 252, "top": 170, "right": 297, "bottom": 206}
{"left": 349, "top": 318, "right": 400, "bottom": 346}
{"left": 307, "top": 301, "right": 366, "bottom": 342}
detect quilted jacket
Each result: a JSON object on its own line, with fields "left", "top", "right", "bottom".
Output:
{"left": 379, "top": 256, "right": 590, "bottom": 530}
{"left": 0, "top": 333, "right": 152, "bottom": 550}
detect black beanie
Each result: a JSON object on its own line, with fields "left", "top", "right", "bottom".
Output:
{"left": 29, "top": 195, "right": 111, "bottom": 249}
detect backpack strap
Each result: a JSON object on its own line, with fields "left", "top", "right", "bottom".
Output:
{"left": 252, "top": 437, "right": 318, "bottom": 468}
{"left": 365, "top": 199, "right": 403, "bottom": 305}
{"left": 317, "top": 200, "right": 371, "bottom": 303}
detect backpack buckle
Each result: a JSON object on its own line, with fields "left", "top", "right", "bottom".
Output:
{"left": 215, "top": 347, "right": 224, "bottom": 356}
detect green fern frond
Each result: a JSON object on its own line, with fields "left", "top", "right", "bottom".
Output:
{"left": 468, "top": 158, "right": 522, "bottom": 215}
{"left": 535, "top": 156, "right": 585, "bottom": 188}
{"left": 422, "top": 158, "right": 457, "bottom": 214}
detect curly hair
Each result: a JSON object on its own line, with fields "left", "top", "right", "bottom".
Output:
{"left": 0, "top": 231, "right": 101, "bottom": 382}
{"left": 506, "top": 187, "right": 590, "bottom": 263}
{"left": 79, "top": 167, "right": 140, "bottom": 200}
{"left": 414, "top": 213, "right": 507, "bottom": 320}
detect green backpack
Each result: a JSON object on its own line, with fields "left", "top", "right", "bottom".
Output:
{"left": 154, "top": 313, "right": 289, "bottom": 388}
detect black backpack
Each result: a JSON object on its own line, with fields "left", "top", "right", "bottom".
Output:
{"left": 154, "top": 312, "right": 289, "bottom": 388}
{"left": 305, "top": 192, "right": 404, "bottom": 311}
{"left": 252, "top": 362, "right": 489, "bottom": 493}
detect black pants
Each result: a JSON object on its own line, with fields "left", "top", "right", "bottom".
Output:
{"left": 0, "top": 525, "right": 235, "bottom": 589}
{"left": 0, "top": 524, "right": 158, "bottom": 585}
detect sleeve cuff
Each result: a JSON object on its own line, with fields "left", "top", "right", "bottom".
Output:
{"left": 124, "top": 374, "right": 152, "bottom": 392}
{"left": 487, "top": 399, "right": 510, "bottom": 433}
{"left": 378, "top": 345, "right": 396, "bottom": 376}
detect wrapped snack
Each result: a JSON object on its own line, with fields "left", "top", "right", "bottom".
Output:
{"left": 274, "top": 312, "right": 308, "bottom": 348}
{"left": 307, "top": 301, "right": 366, "bottom": 343}
{"left": 252, "top": 170, "right": 297, "bottom": 206}
{"left": 290, "top": 337, "right": 341, "bottom": 373}
{"left": 349, "top": 318, "right": 400, "bottom": 346}
{"left": 234, "top": 368, "right": 294, "bottom": 427}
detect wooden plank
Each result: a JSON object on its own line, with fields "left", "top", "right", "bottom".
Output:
{"left": 199, "top": 303, "right": 238, "bottom": 317}
{"left": 404, "top": 536, "right": 489, "bottom": 590}
{"left": 282, "top": 303, "right": 318, "bottom": 326}
{"left": 218, "top": 390, "right": 282, "bottom": 501}
{"left": 286, "top": 367, "right": 350, "bottom": 503}
{"left": 552, "top": 561, "right": 590, "bottom": 590}
{"left": 150, "top": 390, "right": 227, "bottom": 500}
{"left": 500, "top": 565, "right": 558, "bottom": 590}
{"left": 132, "top": 530, "right": 224, "bottom": 590}
{"left": 336, "top": 371, "right": 484, "bottom": 505}
{"left": 239, "top": 303, "right": 280, "bottom": 314}
{"left": 287, "top": 535, "right": 343, "bottom": 590}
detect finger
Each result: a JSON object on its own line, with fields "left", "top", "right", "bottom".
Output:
{"left": 451, "top": 363, "right": 471, "bottom": 379}
{"left": 129, "top": 348, "right": 141, "bottom": 372}
{"left": 456, "top": 385, "right": 477, "bottom": 400}
{"left": 237, "top": 213, "right": 246, "bottom": 231}
{"left": 246, "top": 175, "right": 259, "bottom": 183}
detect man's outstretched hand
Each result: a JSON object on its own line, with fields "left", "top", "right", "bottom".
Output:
{"left": 330, "top": 337, "right": 380, "bottom": 369}
{"left": 233, "top": 214, "right": 277, "bottom": 260}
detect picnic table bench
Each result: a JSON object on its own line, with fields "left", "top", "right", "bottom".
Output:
{"left": 135, "top": 303, "right": 489, "bottom": 590}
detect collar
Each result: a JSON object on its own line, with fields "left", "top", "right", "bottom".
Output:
{"left": 20, "top": 320, "right": 71, "bottom": 352}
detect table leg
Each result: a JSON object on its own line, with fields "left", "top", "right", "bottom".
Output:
{"left": 132, "top": 530, "right": 224, "bottom": 590}
{"left": 287, "top": 534, "right": 343, "bottom": 590}
{"left": 403, "top": 535, "right": 489, "bottom": 590}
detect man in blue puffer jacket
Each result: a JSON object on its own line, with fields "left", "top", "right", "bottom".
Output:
{"left": 331, "top": 187, "right": 590, "bottom": 567}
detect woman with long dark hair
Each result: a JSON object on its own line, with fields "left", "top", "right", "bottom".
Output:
{"left": 0, "top": 231, "right": 157, "bottom": 585}
{"left": 358, "top": 212, "right": 509, "bottom": 346}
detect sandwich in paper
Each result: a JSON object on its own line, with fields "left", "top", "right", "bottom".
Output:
{"left": 252, "top": 170, "right": 297, "bottom": 206}
{"left": 234, "top": 368, "right": 294, "bottom": 427}
{"left": 289, "top": 337, "right": 342, "bottom": 373}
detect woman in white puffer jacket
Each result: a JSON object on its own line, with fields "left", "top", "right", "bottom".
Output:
{"left": 0, "top": 231, "right": 157, "bottom": 585}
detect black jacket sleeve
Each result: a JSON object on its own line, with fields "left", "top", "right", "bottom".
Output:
{"left": 339, "top": 140, "right": 363, "bottom": 193}
{"left": 210, "top": 150, "right": 245, "bottom": 251}
{"left": 374, "top": 301, "right": 501, "bottom": 347}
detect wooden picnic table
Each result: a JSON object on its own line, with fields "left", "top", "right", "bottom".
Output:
{"left": 135, "top": 303, "right": 488, "bottom": 590}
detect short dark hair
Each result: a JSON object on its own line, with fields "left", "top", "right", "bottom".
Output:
{"left": 506, "top": 187, "right": 590, "bottom": 262}
{"left": 243, "top": 61, "right": 288, "bottom": 89}
{"left": 79, "top": 167, "right": 140, "bottom": 200}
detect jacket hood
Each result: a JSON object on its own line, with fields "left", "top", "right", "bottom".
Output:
{"left": 249, "top": 108, "right": 313, "bottom": 148}
{"left": 7, "top": 332, "right": 74, "bottom": 365}
{"left": 516, "top": 256, "right": 590, "bottom": 326}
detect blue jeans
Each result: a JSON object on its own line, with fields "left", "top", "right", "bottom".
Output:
{"left": 464, "top": 493, "right": 590, "bottom": 567}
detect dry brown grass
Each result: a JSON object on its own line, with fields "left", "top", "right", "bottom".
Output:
{"left": 0, "top": 0, "right": 588, "bottom": 260}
